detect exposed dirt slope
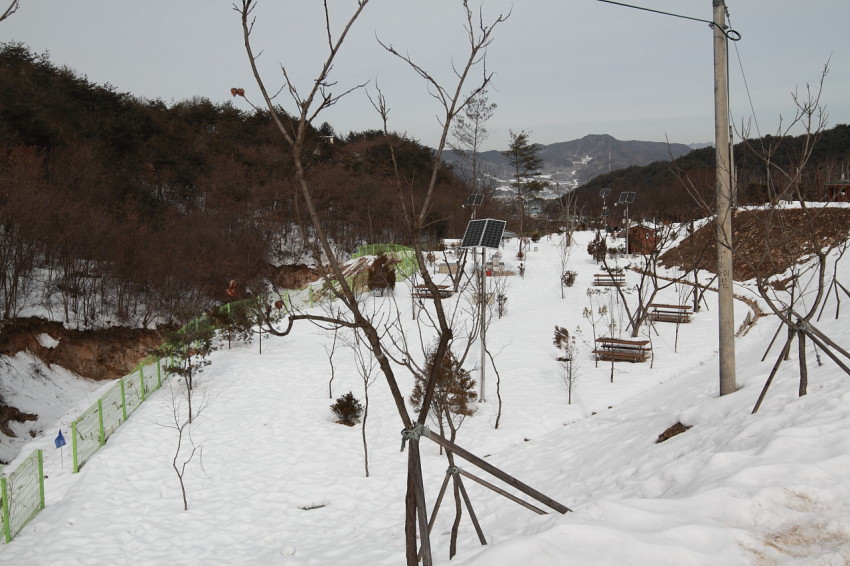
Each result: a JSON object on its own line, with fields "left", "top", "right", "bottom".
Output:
{"left": 0, "top": 318, "right": 165, "bottom": 382}
{"left": 660, "top": 208, "right": 850, "bottom": 281}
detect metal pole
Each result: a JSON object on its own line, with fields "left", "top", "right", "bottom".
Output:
{"left": 624, "top": 205, "right": 629, "bottom": 254}
{"left": 713, "top": 0, "right": 737, "bottom": 395}
{"left": 479, "top": 247, "right": 486, "bottom": 402}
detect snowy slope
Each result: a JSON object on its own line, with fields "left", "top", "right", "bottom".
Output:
{"left": 2, "top": 229, "right": 850, "bottom": 565}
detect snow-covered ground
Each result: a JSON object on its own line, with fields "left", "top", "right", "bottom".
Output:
{"left": 0, "top": 351, "right": 104, "bottom": 465}
{"left": 2, "top": 229, "right": 850, "bottom": 565}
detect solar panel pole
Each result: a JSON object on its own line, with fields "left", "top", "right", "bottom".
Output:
{"left": 623, "top": 203, "right": 629, "bottom": 255}
{"left": 479, "top": 246, "right": 487, "bottom": 402}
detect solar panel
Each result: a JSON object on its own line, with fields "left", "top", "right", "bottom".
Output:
{"left": 617, "top": 191, "right": 636, "bottom": 204}
{"left": 599, "top": 188, "right": 611, "bottom": 198}
{"left": 461, "top": 219, "right": 486, "bottom": 248}
{"left": 480, "top": 219, "right": 505, "bottom": 248}
{"left": 465, "top": 193, "right": 484, "bottom": 206}
{"left": 461, "top": 218, "right": 506, "bottom": 249}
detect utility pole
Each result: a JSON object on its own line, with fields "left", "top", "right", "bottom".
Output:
{"left": 713, "top": 0, "right": 737, "bottom": 395}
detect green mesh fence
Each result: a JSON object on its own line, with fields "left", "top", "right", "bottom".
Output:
{"left": 140, "top": 360, "right": 162, "bottom": 400}
{"left": 100, "top": 381, "right": 125, "bottom": 440}
{"left": 1, "top": 450, "right": 43, "bottom": 543}
{"left": 352, "top": 243, "right": 419, "bottom": 281}
{"left": 2, "top": 243, "right": 420, "bottom": 543}
{"left": 72, "top": 403, "right": 102, "bottom": 474}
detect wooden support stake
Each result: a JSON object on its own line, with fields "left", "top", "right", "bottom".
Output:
{"left": 800, "top": 330, "right": 850, "bottom": 377}
{"left": 454, "top": 471, "right": 487, "bottom": 546}
{"left": 761, "top": 321, "right": 785, "bottom": 362}
{"left": 421, "top": 428, "right": 572, "bottom": 514}
{"left": 797, "top": 319, "right": 850, "bottom": 362}
{"left": 417, "top": 472, "right": 451, "bottom": 562}
{"left": 752, "top": 333, "right": 794, "bottom": 414}
{"left": 427, "top": 472, "right": 451, "bottom": 534}
{"left": 410, "top": 440, "right": 433, "bottom": 566}
{"left": 459, "top": 468, "right": 546, "bottom": 515}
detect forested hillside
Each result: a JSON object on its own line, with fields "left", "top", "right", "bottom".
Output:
{"left": 0, "top": 43, "right": 472, "bottom": 327}
{"left": 571, "top": 124, "right": 850, "bottom": 222}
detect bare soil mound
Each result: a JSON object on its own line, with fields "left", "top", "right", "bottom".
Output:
{"left": 660, "top": 208, "right": 850, "bottom": 281}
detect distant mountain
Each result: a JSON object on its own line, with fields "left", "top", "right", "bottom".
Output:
{"left": 688, "top": 142, "right": 714, "bottom": 150}
{"left": 442, "top": 134, "right": 694, "bottom": 194}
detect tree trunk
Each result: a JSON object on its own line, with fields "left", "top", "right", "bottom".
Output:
{"left": 798, "top": 326, "right": 808, "bottom": 396}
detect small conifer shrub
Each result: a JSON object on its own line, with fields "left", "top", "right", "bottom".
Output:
{"left": 331, "top": 391, "right": 363, "bottom": 426}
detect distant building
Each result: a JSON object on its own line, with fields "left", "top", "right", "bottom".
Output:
{"left": 617, "top": 225, "right": 657, "bottom": 255}
{"left": 825, "top": 180, "right": 850, "bottom": 202}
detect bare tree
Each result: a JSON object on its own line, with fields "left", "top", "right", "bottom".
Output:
{"left": 743, "top": 67, "right": 850, "bottom": 411}
{"left": 342, "top": 329, "right": 379, "bottom": 477}
{"left": 157, "top": 324, "right": 216, "bottom": 424}
{"left": 235, "top": 2, "right": 513, "bottom": 563}
{"left": 450, "top": 88, "right": 496, "bottom": 196}
{"left": 163, "top": 378, "right": 212, "bottom": 511}
{"left": 553, "top": 326, "right": 579, "bottom": 404}
{"left": 556, "top": 198, "right": 579, "bottom": 298}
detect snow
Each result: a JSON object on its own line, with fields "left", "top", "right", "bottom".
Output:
{"left": 3, "top": 229, "right": 850, "bottom": 565}
{"left": 0, "top": 352, "right": 104, "bottom": 465}
{"left": 36, "top": 334, "right": 60, "bottom": 349}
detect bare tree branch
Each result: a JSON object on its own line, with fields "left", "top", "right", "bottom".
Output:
{"left": 0, "top": 0, "right": 20, "bottom": 23}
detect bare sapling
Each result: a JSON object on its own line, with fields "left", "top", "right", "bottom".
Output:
{"left": 163, "top": 379, "right": 212, "bottom": 511}
{"left": 553, "top": 326, "right": 579, "bottom": 404}
{"left": 158, "top": 323, "right": 217, "bottom": 424}
{"left": 344, "top": 330, "right": 379, "bottom": 477}
{"left": 582, "top": 288, "right": 607, "bottom": 368}
{"left": 235, "top": 1, "right": 513, "bottom": 562}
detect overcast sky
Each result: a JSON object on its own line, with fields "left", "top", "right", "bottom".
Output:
{"left": 3, "top": 1, "right": 849, "bottom": 151}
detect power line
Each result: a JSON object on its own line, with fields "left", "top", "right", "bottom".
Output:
{"left": 596, "top": 0, "right": 742, "bottom": 41}
{"left": 727, "top": 11, "right": 762, "bottom": 141}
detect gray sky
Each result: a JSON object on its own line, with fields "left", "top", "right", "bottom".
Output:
{"left": 3, "top": 1, "right": 849, "bottom": 151}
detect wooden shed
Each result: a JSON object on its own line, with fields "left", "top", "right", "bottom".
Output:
{"left": 825, "top": 180, "right": 850, "bottom": 202}
{"left": 618, "top": 225, "right": 657, "bottom": 255}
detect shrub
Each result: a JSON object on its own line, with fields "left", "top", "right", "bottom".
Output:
{"left": 553, "top": 325, "right": 572, "bottom": 361}
{"left": 587, "top": 232, "right": 607, "bottom": 262}
{"left": 561, "top": 270, "right": 577, "bottom": 287}
{"left": 409, "top": 348, "right": 477, "bottom": 436}
{"left": 607, "top": 245, "right": 626, "bottom": 258}
{"left": 331, "top": 391, "right": 363, "bottom": 426}
{"left": 367, "top": 253, "right": 396, "bottom": 293}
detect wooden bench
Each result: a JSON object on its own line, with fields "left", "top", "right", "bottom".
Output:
{"left": 592, "top": 337, "right": 651, "bottom": 363}
{"left": 412, "top": 284, "right": 453, "bottom": 299}
{"left": 593, "top": 272, "right": 625, "bottom": 287}
{"left": 648, "top": 303, "right": 692, "bottom": 324}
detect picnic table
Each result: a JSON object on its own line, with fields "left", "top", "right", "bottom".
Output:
{"left": 411, "top": 284, "right": 453, "bottom": 299}
{"left": 592, "top": 337, "right": 651, "bottom": 363}
{"left": 593, "top": 272, "right": 625, "bottom": 287}
{"left": 648, "top": 303, "right": 692, "bottom": 324}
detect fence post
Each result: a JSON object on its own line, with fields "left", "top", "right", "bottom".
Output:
{"left": 156, "top": 358, "right": 162, "bottom": 389}
{"left": 97, "top": 399, "right": 105, "bottom": 446}
{"left": 37, "top": 449, "right": 45, "bottom": 511}
{"left": 71, "top": 420, "right": 79, "bottom": 473}
{"left": 1, "top": 475, "right": 10, "bottom": 543}
{"left": 120, "top": 379, "right": 127, "bottom": 423}
{"left": 139, "top": 365, "right": 147, "bottom": 401}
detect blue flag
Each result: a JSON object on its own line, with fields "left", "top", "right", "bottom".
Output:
{"left": 55, "top": 430, "right": 66, "bottom": 449}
